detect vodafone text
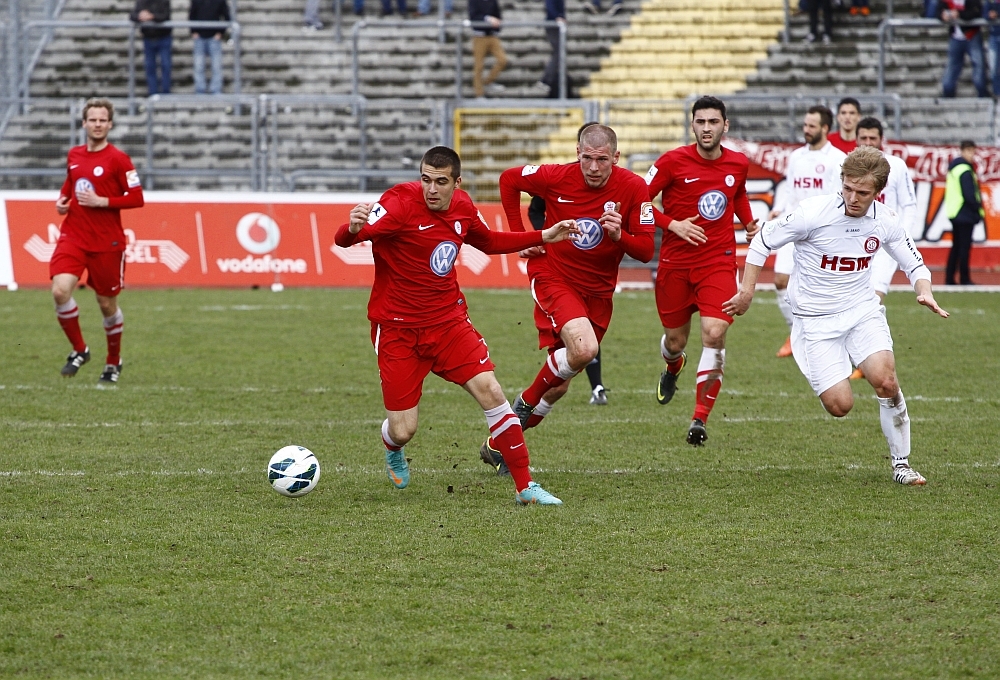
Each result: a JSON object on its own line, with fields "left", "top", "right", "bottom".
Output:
{"left": 216, "top": 254, "right": 308, "bottom": 274}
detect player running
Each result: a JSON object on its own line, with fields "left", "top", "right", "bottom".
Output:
{"left": 497, "top": 124, "right": 655, "bottom": 433}
{"left": 769, "top": 105, "right": 846, "bottom": 358}
{"left": 51, "top": 97, "right": 144, "bottom": 384}
{"left": 335, "top": 146, "right": 577, "bottom": 505}
{"left": 645, "top": 96, "right": 760, "bottom": 446}
{"left": 850, "top": 116, "right": 920, "bottom": 380}
{"left": 724, "top": 146, "right": 948, "bottom": 486}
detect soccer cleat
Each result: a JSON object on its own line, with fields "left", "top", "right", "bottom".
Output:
{"left": 850, "top": 367, "right": 865, "bottom": 381}
{"left": 513, "top": 393, "right": 534, "bottom": 429}
{"left": 589, "top": 385, "right": 608, "bottom": 405}
{"left": 776, "top": 336, "right": 793, "bottom": 358}
{"left": 893, "top": 464, "right": 927, "bottom": 486}
{"left": 687, "top": 418, "right": 708, "bottom": 446}
{"left": 61, "top": 348, "right": 90, "bottom": 377}
{"left": 479, "top": 439, "right": 510, "bottom": 477}
{"left": 656, "top": 352, "right": 686, "bottom": 405}
{"left": 385, "top": 448, "right": 410, "bottom": 489}
{"left": 515, "top": 482, "right": 563, "bottom": 506}
{"left": 98, "top": 361, "right": 122, "bottom": 384}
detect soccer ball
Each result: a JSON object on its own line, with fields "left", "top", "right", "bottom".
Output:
{"left": 267, "top": 445, "right": 320, "bottom": 497}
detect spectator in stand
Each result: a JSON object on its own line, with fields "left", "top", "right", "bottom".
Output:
{"left": 469, "top": 0, "right": 507, "bottom": 98}
{"left": 828, "top": 97, "right": 861, "bottom": 153}
{"left": 805, "top": 0, "right": 833, "bottom": 44}
{"left": 850, "top": 0, "right": 870, "bottom": 15}
{"left": 585, "top": 0, "right": 623, "bottom": 16}
{"left": 189, "top": 0, "right": 229, "bottom": 94}
{"left": 944, "top": 141, "right": 983, "bottom": 285}
{"left": 381, "top": 0, "right": 409, "bottom": 17}
{"left": 130, "top": 0, "right": 172, "bottom": 95}
{"left": 534, "top": 0, "right": 566, "bottom": 96}
{"left": 940, "top": 0, "right": 989, "bottom": 97}
{"left": 986, "top": 0, "right": 1000, "bottom": 96}
{"left": 419, "top": 0, "right": 453, "bottom": 18}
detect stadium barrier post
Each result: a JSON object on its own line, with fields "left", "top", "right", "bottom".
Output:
{"left": 454, "top": 22, "right": 463, "bottom": 99}
{"left": 128, "top": 24, "right": 136, "bottom": 115}
{"left": 358, "top": 96, "right": 369, "bottom": 192}
{"left": 335, "top": 0, "right": 342, "bottom": 43}
{"left": 438, "top": 0, "right": 446, "bottom": 44}
{"left": 351, "top": 21, "right": 363, "bottom": 96}
{"left": 782, "top": 0, "right": 790, "bottom": 44}
{"left": 558, "top": 21, "right": 566, "bottom": 100}
{"left": 232, "top": 22, "right": 242, "bottom": 98}
{"left": 144, "top": 96, "right": 155, "bottom": 191}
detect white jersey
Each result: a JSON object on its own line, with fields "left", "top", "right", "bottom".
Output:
{"left": 772, "top": 142, "right": 848, "bottom": 216}
{"left": 748, "top": 194, "right": 931, "bottom": 317}
{"left": 879, "top": 152, "right": 917, "bottom": 215}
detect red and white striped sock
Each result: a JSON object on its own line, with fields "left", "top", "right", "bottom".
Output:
{"left": 55, "top": 298, "right": 87, "bottom": 353}
{"left": 484, "top": 403, "right": 532, "bottom": 491}
{"left": 522, "top": 347, "right": 577, "bottom": 406}
{"left": 525, "top": 397, "right": 553, "bottom": 429}
{"left": 660, "top": 335, "right": 685, "bottom": 374}
{"left": 103, "top": 309, "right": 124, "bottom": 365}
{"left": 381, "top": 419, "right": 403, "bottom": 452}
{"left": 693, "top": 348, "right": 725, "bottom": 423}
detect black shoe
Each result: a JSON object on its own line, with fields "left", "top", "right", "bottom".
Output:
{"left": 656, "top": 352, "right": 686, "bottom": 405}
{"left": 61, "top": 348, "right": 90, "bottom": 377}
{"left": 98, "top": 361, "right": 122, "bottom": 385}
{"left": 479, "top": 439, "right": 511, "bottom": 477}
{"left": 512, "top": 393, "right": 534, "bottom": 429}
{"left": 687, "top": 418, "right": 707, "bottom": 446}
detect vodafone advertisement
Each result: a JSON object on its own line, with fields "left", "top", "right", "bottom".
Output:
{"left": 0, "top": 192, "right": 533, "bottom": 289}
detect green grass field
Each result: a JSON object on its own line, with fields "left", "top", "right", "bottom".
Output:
{"left": 1, "top": 286, "right": 998, "bottom": 679}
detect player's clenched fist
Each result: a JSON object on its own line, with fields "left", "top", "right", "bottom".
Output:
{"left": 541, "top": 219, "right": 580, "bottom": 244}
{"left": 55, "top": 195, "right": 71, "bottom": 215}
{"left": 349, "top": 203, "right": 371, "bottom": 233}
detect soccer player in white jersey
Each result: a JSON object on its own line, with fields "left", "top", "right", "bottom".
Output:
{"left": 725, "top": 147, "right": 949, "bottom": 486}
{"left": 849, "top": 116, "right": 920, "bottom": 380}
{"left": 768, "top": 106, "right": 847, "bottom": 357}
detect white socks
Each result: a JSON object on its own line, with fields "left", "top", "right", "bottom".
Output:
{"left": 877, "top": 391, "right": 910, "bottom": 466}
{"left": 549, "top": 347, "right": 578, "bottom": 381}
{"left": 534, "top": 398, "right": 554, "bottom": 418}
{"left": 660, "top": 334, "right": 683, "bottom": 362}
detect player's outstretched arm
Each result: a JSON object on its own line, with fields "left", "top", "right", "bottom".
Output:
{"left": 541, "top": 219, "right": 580, "bottom": 244}
{"left": 722, "top": 263, "right": 762, "bottom": 317}
{"left": 914, "top": 279, "right": 949, "bottom": 318}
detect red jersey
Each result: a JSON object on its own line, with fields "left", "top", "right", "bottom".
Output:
{"left": 645, "top": 144, "right": 753, "bottom": 269}
{"left": 58, "top": 143, "right": 144, "bottom": 252}
{"left": 827, "top": 132, "right": 857, "bottom": 154}
{"left": 335, "top": 182, "right": 543, "bottom": 327}
{"left": 499, "top": 163, "right": 654, "bottom": 298}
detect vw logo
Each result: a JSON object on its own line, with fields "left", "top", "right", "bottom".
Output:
{"left": 698, "top": 190, "right": 728, "bottom": 221}
{"left": 430, "top": 241, "right": 459, "bottom": 276}
{"left": 74, "top": 178, "right": 94, "bottom": 194}
{"left": 572, "top": 218, "right": 604, "bottom": 251}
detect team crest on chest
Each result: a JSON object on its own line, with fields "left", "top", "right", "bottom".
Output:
{"left": 864, "top": 236, "right": 880, "bottom": 254}
{"left": 698, "top": 190, "right": 728, "bottom": 221}
{"left": 573, "top": 218, "right": 604, "bottom": 250}
{"left": 93, "top": 166, "right": 104, "bottom": 177}
{"left": 454, "top": 220, "right": 462, "bottom": 235}
{"left": 603, "top": 201, "right": 616, "bottom": 212}
{"left": 725, "top": 174, "right": 735, "bottom": 187}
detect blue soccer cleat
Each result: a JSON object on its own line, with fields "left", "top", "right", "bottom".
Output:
{"left": 515, "top": 481, "right": 562, "bottom": 506}
{"left": 385, "top": 448, "right": 409, "bottom": 489}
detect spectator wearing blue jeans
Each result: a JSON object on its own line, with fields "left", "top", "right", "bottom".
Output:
{"left": 986, "top": 1, "right": 1000, "bottom": 95}
{"left": 189, "top": 0, "right": 229, "bottom": 94}
{"left": 130, "top": 0, "right": 172, "bottom": 95}
{"left": 418, "top": 0, "right": 453, "bottom": 17}
{"left": 940, "top": 0, "right": 988, "bottom": 97}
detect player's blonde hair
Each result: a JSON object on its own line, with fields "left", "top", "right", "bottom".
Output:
{"left": 841, "top": 146, "right": 890, "bottom": 194}
{"left": 82, "top": 97, "right": 115, "bottom": 122}
{"left": 579, "top": 125, "right": 617, "bottom": 155}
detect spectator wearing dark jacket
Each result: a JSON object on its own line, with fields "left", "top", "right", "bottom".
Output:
{"left": 189, "top": 0, "right": 230, "bottom": 94}
{"left": 940, "top": 0, "right": 988, "bottom": 97}
{"left": 469, "top": 0, "right": 507, "bottom": 97}
{"left": 536, "top": 0, "right": 565, "bottom": 97}
{"left": 944, "top": 141, "right": 984, "bottom": 284}
{"left": 130, "top": 0, "right": 172, "bottom": 95}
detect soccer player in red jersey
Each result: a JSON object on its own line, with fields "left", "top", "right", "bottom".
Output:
{"left": 498, "top": 124, "right": 655, "bottom": 431}
{"left": 335, "top": 146, "right": 577, "bottom": 505}
{"left": 51, "top": 97, "right": 144, "bottom": 384}
{"left": 827, "top": 97, "right": 860, "bottom": 154}
{"left": 645, "top": 96, "right": 760, "bottom": 445}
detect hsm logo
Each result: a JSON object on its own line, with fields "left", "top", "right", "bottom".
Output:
{"left": 820, "top": 255, "right": 872, "bottom": 271}
{"left": 794, "top": 178, "right": 823, "bottom": 189}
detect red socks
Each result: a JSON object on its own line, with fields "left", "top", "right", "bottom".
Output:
{"left": 103, "top": 309, "right": 124, "bottom": 365}
{"left": 485, "top": 403, "right": 532, "bottom": 491}
{"left": 56, "top": 299, "right": 87, "bottom": 353}
{"left": 693, "top": 348, "right": 725, "bottom": 423}
{"left": 522, "top": 348, "right": 577, "bottom": 406}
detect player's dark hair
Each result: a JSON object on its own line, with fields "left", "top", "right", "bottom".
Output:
{"left": 579, "top": 125, "right": 618, "bottom": 155}
{"left": 691, "top": 95, "right": 727, "bottom": 121}
{"left": 837, "top": 97, "right": 861, "bottom": 114}
{"left": 857, "top": 116, "right": 883, "bottom": 139}
{"left": 82, "top": 97, "right": 115, "bottom": 122}
{"left": 577, "top": 122, "right": 600, "bottom": 141}
{"left": 960, "top": 140, "right": 976, "bottom": 150}
{"left": 807, "top": 105, "right": 833, "bottom": 131}
{"left": 421, "top": 146, "right": 461, "bottom": 179}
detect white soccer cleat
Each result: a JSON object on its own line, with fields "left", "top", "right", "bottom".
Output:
{"left": 892, "top": 464, "right": 926, "bottom": 486}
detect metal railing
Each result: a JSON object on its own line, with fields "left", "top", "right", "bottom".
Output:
{"left": 9, "top": 19, "right": 241, "bottom": 115}
{"left": 875, "top": 18, "right": 986, "bottom": 93}
{"left": 350, "top": 19, "right": 568, "bottom": 100}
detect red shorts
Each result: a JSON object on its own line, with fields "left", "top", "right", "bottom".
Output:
{"left": 655, "top": 263, "right": 737, "bottom": 329}
{"left": 530, "top": 274, "right": 613, "bottom": 350}
{"left": 371, "top": 316, "right": 495, "bottom": 411}
{"left": 49, "top": 240, "right": 125, "bottom": 297}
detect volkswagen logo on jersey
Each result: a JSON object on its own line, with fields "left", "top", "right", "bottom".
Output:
{"left": 572, "top": 218, "right": 604, "bottom": 250}
{"left": 430, "top": 241, "right": 460, "bottom": 276}
{"left": 74, "top": 178, "right": 94, "bottom": 194}
{"left": 698, "top": 190, "right": 728, "bottom": 221}
{"left": 865, "top": 236, "right": 880, "bottom": 254}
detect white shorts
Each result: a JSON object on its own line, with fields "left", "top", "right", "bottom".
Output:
{"left": 869, "top": 249, "right": 898, "bottom": 295}
{"left": 791, "top": 303, "right": 893, "bottom": 396}
{"left": 774, "top": 242, "right": 795, "bottom": 276}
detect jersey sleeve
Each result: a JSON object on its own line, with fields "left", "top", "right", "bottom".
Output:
{"left": 644, "top": 154, "right": 675, "bottom": 227}
{"left": 105, "top": 152, "right": 144, "bottom": 210}
{"left": 882, "top": 218, "right": 931, "bottom": 286}
{"left": 499, "top": 164, "right": 553, "bottom": 232}
{"left": 334, "top": 194, "right": 406, "bottom": 247}
{"left": 733, "top": 164, "right": 753, "bottom": 226}
{"left": 465, "top": 212, "right": 544, "bottom": 253}
{"left": 746, "top": 204, "right": 812, "bottom": 266}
